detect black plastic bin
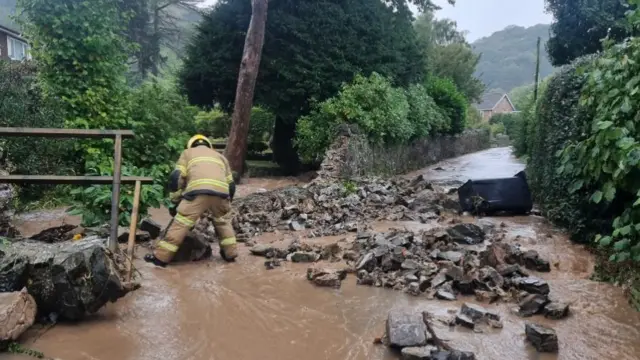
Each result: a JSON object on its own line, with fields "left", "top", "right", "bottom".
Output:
{"left": 457, "top": 170, "right": 533, "bottom": 215}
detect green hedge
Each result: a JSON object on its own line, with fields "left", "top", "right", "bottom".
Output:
{"left": 525, "top": 54, "right": 602, "bottom": 242}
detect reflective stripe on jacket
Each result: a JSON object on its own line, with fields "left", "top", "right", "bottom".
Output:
{"left": 173, "top": 146, "right": 234, "bottom": 199}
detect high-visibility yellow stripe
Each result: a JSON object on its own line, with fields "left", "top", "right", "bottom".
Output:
{"left": 220, "top": 237, "right": 236, "bottom": 246}
{"left": 186, "top": 179, "right": 229, "bottom": 192}
{"left": 175, "top": 165, "right": 187, "bottom": 176}
{"left": 187, "top": 157, "right": 225, "bottom": 169}
{"left": 213, "top": 217, "right": 228, "bottom": 225}
{"left": 157, "top": 240, "right": 178, "bottom": 252}
{"left": 175, "top": 213, "right": 195, "bottom": 227}
{"left": 226, "top": 174, "right": 233, "bottom": 183}
{"left": 170, "top": 190, "right": 183, "bottom": 200}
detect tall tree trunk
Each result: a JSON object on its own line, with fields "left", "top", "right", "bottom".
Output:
{"left": 533, "top": 36, "right": 541, "bottom": 103}
{"left": 225, "top": 0, "right": 269, "bottom": 174}
{"left": 151, "top": 4, "right": 161, "bottom": 77}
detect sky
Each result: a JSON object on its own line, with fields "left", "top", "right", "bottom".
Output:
{"left": 200, "top": 0, "right": 553, "bottom": 43}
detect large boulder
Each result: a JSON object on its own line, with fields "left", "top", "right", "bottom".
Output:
{"left": 0, "top": 236, "right": 137, "bottom": 321}
{"left": 385, "top": 309, "right": 429, "bottom": 348}
{"left": 0, "top": 288, "right": 36, "bottom": 350}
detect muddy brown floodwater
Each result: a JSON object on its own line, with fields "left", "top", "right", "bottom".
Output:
{"left": 4, "top": 147, "right": 640, "bottom": 360}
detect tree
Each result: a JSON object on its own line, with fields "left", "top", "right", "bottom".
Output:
{"left": 414, "top": 11, "right": 484, "bottom": 102}
{"left": 545, "top": 0, "right": 634, "bottom": 66}
{"left": 181, "top": 0, "right": 425, "bottom": 172}
{"left": 225, "top": 0, "right": 268, "bottom": 174}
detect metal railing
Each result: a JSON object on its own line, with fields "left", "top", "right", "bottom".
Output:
{"left": 0, "top": 127, "right": 154, "bottom": 251}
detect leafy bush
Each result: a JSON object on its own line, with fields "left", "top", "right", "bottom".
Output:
{"left": 489, "top": 113, "right": 522, "bottom": 137}
{"left": 0, "top": 61, "right": 80, "bottom": 202}
{"left": 559, "top": 35, "right": 640, "bottom": 260}
{"left": 124, "top": 80, "right": 199, "bottom": 178}
{"left": 194, "top": 106, "right": 275, "bottom": 145}
{"left": 426, "top": 77, "right": 467, "bottom": 134}
{"left": 490, "top": 122, "right": 505, "bottom": 136}
{"left": 68, "top": 164, "right": 167, "bottom": 227}
{"left": 405, "top": 84, "right": 448, "bottom": 138}
{"left": 525, "top": 55, "right": 599, "bottom": 241}
{"left": 296, "top": 73, "right": 411, "bottom": 163}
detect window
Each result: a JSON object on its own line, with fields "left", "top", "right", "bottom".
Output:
{"left": 7, "top": 36, "right": 29, "bottom": 61}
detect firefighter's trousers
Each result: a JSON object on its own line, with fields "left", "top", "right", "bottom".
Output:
{"left": 154, "top": 194, "right": 236, "bottom": 263}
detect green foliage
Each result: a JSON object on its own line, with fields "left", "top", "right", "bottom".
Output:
{"left": 489, "top": 122, "right": 505, "bottom": 136}
{"left": 490, "top": 113, "right": 522, "bottom": 137}
{"left": 545, "top": 0, "right": 634, "bottom": 66}
{"left": 473, "top": 24, "right": 555, "bottom": 92}
{"left": 426, "top": 77, "right": 466, "bottom": 134}
{"left": 194, "top": 106, "right": 275, "bottom": 145}
{"left": 8, "top": 342, "right": 44, "bottom": 359}
{"left": 342, "top": 180, "right": 358, "bottom": 196}
{"left": 181, "top": 0, "right": 425, "bottom": 171}
{"left": 414, "top": 11, "right": 484, "bottom": 102}
{"left": 68, "top": 164, "right": 167, "bottom": 227}
{"left": 558, "top": 29, "right": 640, "bottom": 260}
{"left": 405, "top": 84, "right": 448, "bottom": 138}
{"left": 524, "top": 54, "right": 599, "bottom": 241}
{"left": 295, "top": 73, "right": 411, "bottom": 163}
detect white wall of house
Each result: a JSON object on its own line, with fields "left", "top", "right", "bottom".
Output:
{"left": 6, "top": 34, "right": 30, "bottom": 61}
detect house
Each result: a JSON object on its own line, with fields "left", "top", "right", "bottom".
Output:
{"left": 0, "top": 14, "right": 30, "bottom": 61}
{"left": 475, "top": 92, "right": 517, "bottom": 121}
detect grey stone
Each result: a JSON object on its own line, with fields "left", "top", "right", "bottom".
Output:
{"left": 453, "top": 276, "right": 476, "bottom": 295}
{"left": 431, "top": 350, "right": 476, "bottom": 360}
{"left": 250, "top": 244, "right": 274, "bottom": 257}
{"left": 479, "top": 267, "right": 504, "bottom": 288}
{"left": 356, "top": 252, "right": 377, "bottom": 272}
{"left": 386, "top": 310, "right": 428, "bottom": 348}
{"left": 445, "top": 266, "right": 464, "bottom": 282}
{"left": 543, "top": 302, "right": 570, "bottom": 320}
{"left": 139, "top": 219, "right": 162, "bottom": 239}
{"left": 513, "top": 277, "right": 550, "bottom": 295}
{"left": 438, "top": 251, "right": 463, "bottom": 264}
{"left": 401, "top": 259, "right": 421, "bottom": 271}
{"left": 287, "top": 252, "right": 320, "bottom": 263}
{"left": 525, "top": 323, "right": 559, "bottom": 353}
{"left": 431, "top": 270, "right": 448, "bottom": 289}
{"left": 401, "top": 345, "right": 437, "bottom": 360}
{"left": 406, "top": 282, "right": 421, "bottom": 296}
{"left": 522, "top": 250, "right": 551, "bottom": 272}
{"left": 405, "top": 274, "right": 419, "bottom": 283}
{"left": 436, "top": 289, "right": 457, "bottom": 301}
{"left": 307, "top": 268, "right": 347, "bottom": 289}
{"left": 496, "top": 264, "right": 528, "bottom": 277}
{"left": 460, "top": 303, "right": 487, "bottom": 321}
{"left": 518, "top": 294, "right": 549, "bottom": 317}
{"left": 447, "top": 224, "right": 485, "bottom": 245}
{"left": 455, "top": 313, "right": 475, "bottom": 329}
{"left": 290, "top": 221, "right": 305, "bottom": 231}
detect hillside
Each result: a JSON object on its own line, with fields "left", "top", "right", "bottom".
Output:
{"left": 472, "top": 24, "right": 555, "bottom": 92}
{"left": 0, "top": 0, "right": 19, "bottom": 31}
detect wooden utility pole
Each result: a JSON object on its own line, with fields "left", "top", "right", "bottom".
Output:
{"left": 533, "top": 36, "right": 541, "bottom": 103}
{"left": 225, "top": 0, "right": 269, "bottom": 174}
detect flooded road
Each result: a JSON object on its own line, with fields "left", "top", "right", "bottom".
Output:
{"left": 4, "top": 147, "right": 640, "bottom": 360}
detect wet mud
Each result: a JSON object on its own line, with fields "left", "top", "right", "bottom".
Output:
{"left": 4, "top": 148, "right": 640, "bottom": 360}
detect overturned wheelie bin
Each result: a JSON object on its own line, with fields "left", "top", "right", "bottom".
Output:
{"left": 458, "top": 170, "right": 533, "bottom": 215}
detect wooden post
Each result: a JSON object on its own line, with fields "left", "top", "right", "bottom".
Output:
{"left": 126, "top": 180, "right": 142, "bottom": 282}
{"left": 109, "top": 134, "right": 123, "bottom": 252}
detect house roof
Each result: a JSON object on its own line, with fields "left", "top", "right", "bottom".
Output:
{"left": 0, "top": 1, "right": 24, "bottom": 38}
{"left": 475, "top": 92, "right": 516, "bottom": 111}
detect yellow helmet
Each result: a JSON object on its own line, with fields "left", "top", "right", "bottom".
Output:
{"left": 187, "top": 134, "right": 213, "bottom": 149}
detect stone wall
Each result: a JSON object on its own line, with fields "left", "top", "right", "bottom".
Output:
{"left": 316, "top": 125, "right": 491, "bottom": 180}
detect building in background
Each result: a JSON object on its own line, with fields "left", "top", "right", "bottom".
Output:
{"left": 475, "top": 92, "right": 517, "bottom": 121}
{"left": 0, "top": 12, "right": 30, "bottom": 61}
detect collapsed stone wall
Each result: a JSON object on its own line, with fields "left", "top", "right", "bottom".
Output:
{"left": 316, "top": 125, "right": 491, "bottom": 181}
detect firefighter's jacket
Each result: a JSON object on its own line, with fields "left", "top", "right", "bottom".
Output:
{"left": 168, "top": 146, "right": 235, "bottom": 203}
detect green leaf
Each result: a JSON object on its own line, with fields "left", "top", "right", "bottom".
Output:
{"left": 591, "top": 190, "right": 603, "bottom": 204}
{"left": 617, "top": 251, "right": 631, "bottom": 262}
{"left": 620, "top": 225, "right": 632, "bottom": 236}
{"left": 599, "top": 236, "right": 612, "bottom": 246}
{"left": 614, "top": 238, "right": 631, "bottom": 251}
{"left": 634, "top": 197, "right": 640, "bottom": 207}
{"left": 597, "top": 121, "right": 614, "bottom": 130}
{"left": 603, "top": 182, "right": 617, "bottom": 202}
{"left": 568, "top": 180, "right": 584, "bottom": 193}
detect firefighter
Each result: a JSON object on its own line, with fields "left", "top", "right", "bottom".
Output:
{"left": 144, "top": 134, "right": 237, "bottom": 267}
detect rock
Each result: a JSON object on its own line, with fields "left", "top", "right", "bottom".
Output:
{"left": 522, "top": 250, "right": 551, "bottom": 272}
{"left": 264, "top": 259, "right": 281, "bottom": 270}
{"left": 445, "top": 266, "right": 464, "bottom": 282}
{"left": 307, "top": 268, "right": 347, "bottom": 288}
{"left": 518, "top": 294, "right": 549, "bottom": 317}
{"left": 401, "top": 345, "right": 437, "bottom": 360}
{"left": 30, "top": 225, "right": 78, "bottom": 243}
{"left": 513, "top": 277, "right": 550, "bottom": 295}
{"left": 431, "top": 350, "right": 476, "bottom": 360}
{"left": 543, "top": 301, "right": 570, "bottom": 320}
{"left": 250, "top": 244, "right": 274, "bottom": 257}
{"left": 385, "top": 310, "right": 429, "bottom": 348}
{"left": 435, "top": 289, "right": 457, "bottom": 301}
{"left": 401, "top": 259, "right": 422, "bottom": 271}
{"left": 0, "top": 288, "right": 36, "bottom": 348}
{"left": 496, "top": 264, "right": 528, "bottom": 277}
{"left": 455, "top": 313, "right": 475, "bottom": 329}
{"left": 139, "top": 219, "right": 162, "bottom": 239}
{"left": 453, "top": 276, "right": 476, "bottom": 295}
{"left": 431, "top": 270, "right": 448, "bottom": 289}
{"left": 525, "top": 323, "right": 559, "bottom": 353}
{"left": 460, "top": 303, "right": 487, "bottom": 321}
{"left": 172, "top": 233, "right": 212, "bottom": 262}
{"left": 479, "top": 267, "right": 504, "bottom": 288}
{"left": 438, "top": 251, "right": 463, "bottom": 264}
{"left": 290, "top": 221, "right": 305, "bottom": 231}
{"left": 117, "top": 227, "right": 151, "bottom": 243}
{"left": 287, "top": 252, "right": 320, "bottom": 263}
{"left": 447, "top": 224, "right": 485, "bottom": 245}
{"left": 481, "top": 244, "right": 507, "bottom": 268}
{"left": 0, "top": 236, "right": 136, "bottom": 321}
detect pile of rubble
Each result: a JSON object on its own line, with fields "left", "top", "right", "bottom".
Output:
{"left": 202, "top": 175, "right": 460, "bottom": 239}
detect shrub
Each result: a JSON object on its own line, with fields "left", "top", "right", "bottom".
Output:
{"left": 296, "top": 73, "right": 411, "bottom": 163}
{"left": 525, "top": 54, "right": 599, "bottom": 241}
{"left": 194, "top": 106, "right": 275, "bottom": 145}
{"left": 490, "top": 122, "right": 505, "bottom": 136}
{"left": 0, "top": 61, "right": 79, "bottom": 202}
{"left": 490, "top": 112, "right": 522, "bottom": 137}
{"left": 426, "top": 77, "right": 467, "bottom": 134}
{"left": 405, "top": 84, "right": 448, "bottom": 138}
